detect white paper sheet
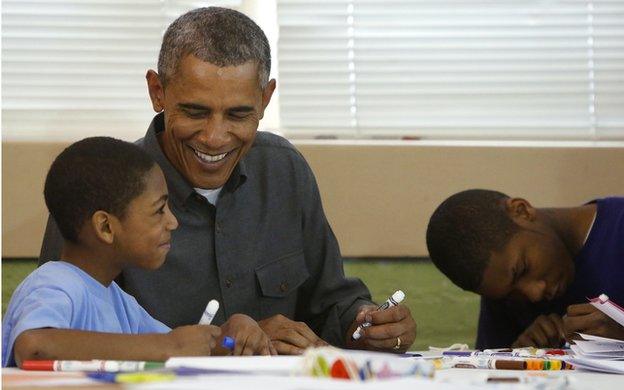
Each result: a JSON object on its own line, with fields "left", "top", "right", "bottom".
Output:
{"left": 590, "top": 294, "right": 624, "bottom": 327}
{"left": 165, "top": 355, "right": 301, "bottom": 375}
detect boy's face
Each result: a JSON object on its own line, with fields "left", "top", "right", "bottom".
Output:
{"left": 113, "top": 165, "right": 178, "bottom": 269}
{"left": 478, "top": 227, "right": 575, "bottom": 303}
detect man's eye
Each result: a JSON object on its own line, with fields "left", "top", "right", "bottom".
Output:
{"left": 230, "top": 112, "right": 250, "bottom": 120}
{"left": 184, "top": 110, "right": 205, "bottom": 119}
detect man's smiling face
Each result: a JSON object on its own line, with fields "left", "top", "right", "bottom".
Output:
{"left": 153, "top": 55, "right": 272, "bottom": 189}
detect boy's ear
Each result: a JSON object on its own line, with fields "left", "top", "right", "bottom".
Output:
{"left": 504, "top": 197, "right": 537, "bottom": 223}
{"left": 91, "top": 211, "right": 116, "bottom": 244}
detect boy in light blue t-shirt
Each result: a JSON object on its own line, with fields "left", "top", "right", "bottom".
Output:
{"left": 2, "top": 137, "right": 273, "bottom": 367}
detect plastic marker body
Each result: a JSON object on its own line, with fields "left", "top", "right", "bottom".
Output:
{"left": 435, "top": 357, "right": 526, "bottom": 370}
{"left": 22, "top": 360, "right": 164, "bottom": 372}
{"left": 199, "top": 299, "right": 219, "bottom": 325}
{"left": 222, "top": 336, "right": 236, "bottom": 353}
{"left": 352, "top": 290, "right": 405, "bottom": 340}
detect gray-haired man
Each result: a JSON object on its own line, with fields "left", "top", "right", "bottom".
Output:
{"left": 40, "top": 7, "right": 417, "bottom": 354}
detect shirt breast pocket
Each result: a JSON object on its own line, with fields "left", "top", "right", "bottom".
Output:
{"left": 255, "top": 250, "right": 309, "bottom": 319}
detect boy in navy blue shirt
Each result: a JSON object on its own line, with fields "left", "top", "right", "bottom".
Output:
{"left": 2, "top": 137, "right": 273, "bottom": 367}
{"left": 426, "top": 189, "right": 624, "bottom": 349}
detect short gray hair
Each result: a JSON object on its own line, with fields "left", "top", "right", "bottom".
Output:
{"left": 158, "top": 7, "right": 271, "bottom": 88}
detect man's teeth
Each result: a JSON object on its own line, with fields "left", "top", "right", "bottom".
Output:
{"left": 193, "top": 149, "right": 228, "bottom": 163}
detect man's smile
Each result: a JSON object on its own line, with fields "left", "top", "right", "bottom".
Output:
{"left": 188, "top": 145, "right": 235, "bottom": 164}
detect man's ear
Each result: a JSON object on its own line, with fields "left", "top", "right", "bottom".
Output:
{"left": 146, "top": 70, "right": 165, "bottom": 113}
{"left": 258, "top": 79, "right": 276, "bottom": 120}
{"left": 91, "top": 211, "right": 116, "bottom": 245}
{"left": 505, "top": 197, "right": 537, "bottom": 223}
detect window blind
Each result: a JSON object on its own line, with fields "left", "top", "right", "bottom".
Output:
{"left": 1, "top": 0, "right": 241, "bottom": 141}
{"left": 277, "top": 0, "right": 624, "bottom": 140}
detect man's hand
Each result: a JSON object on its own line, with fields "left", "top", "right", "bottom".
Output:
{"left": 218, "top": 314, "right": 276, "bottom": 356}
{"left": 346, "top": 304, "right": 416, "bottom": 353}
{"left": 564, "top": 303, "right": 624, "bottom": 341}
{"left": 258, "top": 314, "right": 328, "bottom": 355}
{"left": 512, "top": 314, "right": 565, "bottom": 348}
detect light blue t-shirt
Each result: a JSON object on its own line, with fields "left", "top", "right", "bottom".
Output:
{"left": 2, "top": 261, "right": 170, "bottom": 367}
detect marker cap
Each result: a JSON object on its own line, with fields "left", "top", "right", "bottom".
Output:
{"left": 22, "top": 360, "right": 54, "bottom": 371}
{"left": 206, "top": 300, "right": 219, "bottom": 314}
{"left": 222, "top": 336, "right": 235, "bottom": 350}
{"left": 392, "top": 290, "right": 405, "bottom": 303}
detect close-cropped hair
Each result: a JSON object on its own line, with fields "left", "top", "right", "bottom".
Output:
{"left": 44, "top": 137, "right": 156, "bottom": 243}
{"left": 158, "top": 7, "right": 271, "bottom": 88}
{"left": 426, "top": 189, "right": 519, "bottom": 291}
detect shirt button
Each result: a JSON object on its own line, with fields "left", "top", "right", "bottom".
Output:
{"left": 225, "top": 279, "right": 232, "bottom": 288}
{"left": 279, "top": 281, "right": 289, "bottom": 292}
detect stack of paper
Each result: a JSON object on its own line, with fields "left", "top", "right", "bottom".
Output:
{"left": 565, "top": 357, "right": 624, "bottom": 375}
{"left": 570, "top": 333, "right": 624, "bottom": 359}
{"left": 565, "top": 294, "right": 624, "bottom": 374}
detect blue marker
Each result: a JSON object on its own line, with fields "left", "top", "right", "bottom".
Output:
{"left": 222, "top": 336, "right": 236, "bottom": 354}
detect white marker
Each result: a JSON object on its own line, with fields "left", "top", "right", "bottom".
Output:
{"left": 352, "top": 290, "right": 405, "bottom": 340}
{"left": 199, "top": 299, "right": 219, "bottom": 325}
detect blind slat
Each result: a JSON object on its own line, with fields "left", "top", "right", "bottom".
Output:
{"left": 278, "top": 0, "right": 624, "bottom": 139}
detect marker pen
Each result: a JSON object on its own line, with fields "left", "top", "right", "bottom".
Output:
{"left": 199, "top": 299, "right": 219, "bottom": 325}
{"left": 222, "top": 336, "right": 236, "bottom": 355}
{"left": 22, "top": 360, "right": 164, "bottom": 372}
{"left": 436, "top": 357, "right": 527, "bottom": 370}
{"left": 352, "top": 290, "right": 405, "bottom": 340}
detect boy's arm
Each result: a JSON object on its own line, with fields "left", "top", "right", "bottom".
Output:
{"left": 13, "top": 325, "right": 221, "bottom": 367}
{"left": 512, "top": 314, "right": 565, "bottom": 348}
{"left": 476, "top": 297, "right": 524, "bottom": 349}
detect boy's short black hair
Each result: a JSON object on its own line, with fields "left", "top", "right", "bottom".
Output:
{"left": 44, "top": 137, "right": 156, "bottom": 243}
{"left": 426, "top": 189, "right": 519, "bottom": 291}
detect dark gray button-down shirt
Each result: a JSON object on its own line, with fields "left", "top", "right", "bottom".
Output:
{"left": 39, "top": 113, "right": 373, "bottom": 346}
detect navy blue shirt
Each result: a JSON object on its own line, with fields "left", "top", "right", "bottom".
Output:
{"left": 476, "top": 197, "right": 624, "bottom": 349}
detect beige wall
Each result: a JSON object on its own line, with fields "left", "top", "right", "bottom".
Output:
{"left": 3, "top": 141, "right": 623, "bottom": 258}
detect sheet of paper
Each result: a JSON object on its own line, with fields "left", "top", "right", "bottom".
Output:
{"left": 590, "top": 295, "right": 624, "bottom": 327}
{"left": 574, "top": 340, "right": 624, "bottom": 353}
{"left": 566, "top": 357, "right": 624, "bottom": 374}
{"left": 571, "top": 344, "right": 624, "bottom": 359}
{"left": 165, "top": 355, "right": 301, "bottom": 375}
{"left": 129, "top": 373, "right": 482, "bottom": 390}
{"left": 579, "top": 333, "right": 624, "bottom": 344}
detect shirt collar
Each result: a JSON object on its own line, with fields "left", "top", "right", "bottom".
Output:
{"left": 143, "top": 113, "right": 248, "bottom": 205}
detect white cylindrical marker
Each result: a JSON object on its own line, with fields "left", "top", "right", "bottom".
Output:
{"left": 199, "top": 299, "right": 220, "bottom": 325}
{"left": 352, "top": 290, "right": 405, "bottom": 340}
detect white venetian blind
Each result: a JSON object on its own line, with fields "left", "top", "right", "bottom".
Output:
{"left": 1, "top": 0, "right": 241, "bottom": 142}
{"left": 277, "top": 0, "right": 624, "bottom": 140}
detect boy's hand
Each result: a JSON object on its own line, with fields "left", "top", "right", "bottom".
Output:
{"left": 346, "top": 304, "right": 416, "bottom": 353}
{"left": 220, "top": 314, "right": 276, "bottom": 356}
{"left": 512, "top": 314, "right": 565, "bottom": 348}
{"left": 167, "top": 324, "right": 221, "bottom": 356}
{"left": 258, "top": 314, "right": 327, "bottom": 355}
{"left": 564, "top": 303, "right": 624, "bottom": 341}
